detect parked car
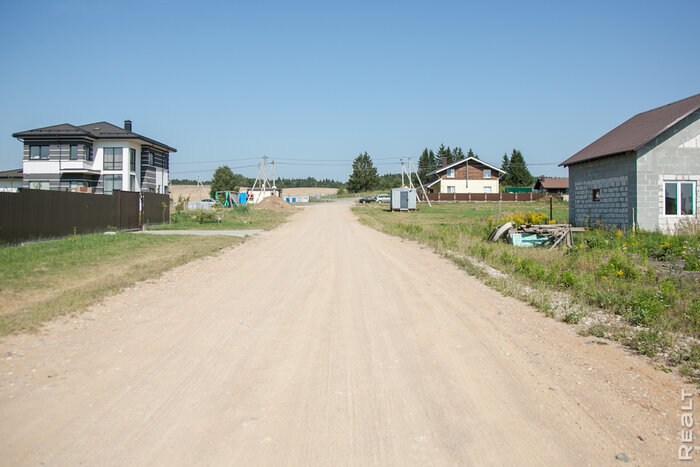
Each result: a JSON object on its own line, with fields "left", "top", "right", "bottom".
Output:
{"left": 358, "top": 197, "right": 376, "bottom": 204}
{"left": 375, "top": 194, "right": 391, "bottom": 203}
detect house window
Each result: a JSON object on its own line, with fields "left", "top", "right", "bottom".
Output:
{"left": 665, "top": 182, "right": 695, "bottom": 216}
{"left": 85, "top": 145, "right": 93, "bottom": 161}
{"left": 484, "top": 186, "right": 492, "bottom": 193}
{"left": 103, "top": 147, "right": 123, "bottom": 170}
{"left": 592, "top": 188, "right": 600, "bottom": 202}
{"left": 130, "top": 148, "right": 136, "bottom": 171}
{"left": 30, "top": 145, "right": 50, "bottom": 160}
{"left": 130, "top": 175, "right": 137, "bottom": 192}
{"left": 447, "top": 186, "right": 455, "bottom": 193}
{"left": 30, "top": 181, "right": 50, "bottom": 190}
{"left": 103, "top": 174, "right": 122, "bottom": 194}
{"left": 483, "top": 169, "right": 491, "bottom": 178}
{"left": 70, "top": 145, "right": 78, "bottom": 160}
{"left": 447, "top": 169, "right": 455, "bottom": 178}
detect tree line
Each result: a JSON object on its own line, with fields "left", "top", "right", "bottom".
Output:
{"left": 347, "top": 147, "right": 536, "bottom": 193}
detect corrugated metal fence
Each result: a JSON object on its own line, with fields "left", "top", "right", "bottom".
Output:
{"left": 417, "top": 192, "right": 547, "bottom": 202}
{"left": 0, "top": 189, "right": 170, "bottom": 245}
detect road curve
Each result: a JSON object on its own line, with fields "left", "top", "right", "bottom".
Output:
{"left": 0, "top": 201, "right": 686, "bottom": 466}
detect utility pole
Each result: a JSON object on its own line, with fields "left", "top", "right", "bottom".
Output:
{"left": 407, "top": 157, "right": 432, "bottom": 207}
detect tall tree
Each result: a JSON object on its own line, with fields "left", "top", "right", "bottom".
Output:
{"left": 210, "top": 165, "right": 243, "bottom": 198}
{"left": 417, "top": 147, "right": 437, "bottom": 181}
{"left": 437, "top": 144, "right": 453, "bottom": 166}
{"left": 500, "top": 153, "right": 511, "bottom": 184}
{"left": 466, "top": 148, "right": 479, "bottom": 159}
{"left": 346, "top": 152, "right": 379, "bottom": 192}
{"left": 505, "top": 149, "right": 534, "bottom": 186}
{"left": 451, "top": 146, "right": 465, "bottom": 162}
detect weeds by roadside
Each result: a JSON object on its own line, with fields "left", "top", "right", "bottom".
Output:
{"left": 353, "top": 199, "right": 700, "bottom": 383}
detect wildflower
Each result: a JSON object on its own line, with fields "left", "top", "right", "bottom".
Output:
{"left": 578, "top": 244, "right": 584, "bottom": 249}
{"left": 615, "top": 230, "right": 623, "bottom": 237}
{"left": 661, "top": 242, "right": 671, "bottom": 249}
{"left": 617, "top": 270, "right": 624, "bottom": 277}
{"left": 622, "top": 243, "right": 626, "bottom": 247}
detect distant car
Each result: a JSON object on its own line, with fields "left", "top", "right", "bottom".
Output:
{"left": 359, "top": 197, "right": 376, "bottom": 204}
{"left": 375, "top": 194, "right": 391, "bottom": 203}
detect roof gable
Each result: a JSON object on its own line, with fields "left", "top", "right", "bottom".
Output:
{"left": 427, "top": 157, "right": 505, "bottom": 176}
{"left": 561, "top": 93, "right": 700, "bottom": 167}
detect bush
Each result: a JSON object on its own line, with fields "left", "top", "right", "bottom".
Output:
{"left": 197, "top": 211, "right": 219, "bottom": 224}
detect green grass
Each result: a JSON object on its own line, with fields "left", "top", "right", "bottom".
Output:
{"left": 0, "top": 205, "right": 290, "bottom": 336}
{"left": 0, "top": 233, "right": 243, "bottom": 335}
{"left": 150, "top": 205, "right": 291, "bottom": 231}
{"left": 354, "top": 199, "right": 700, "bottom": 383}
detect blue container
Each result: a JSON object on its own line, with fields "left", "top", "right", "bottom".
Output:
{"left": 292, "top": 197, "right": 296, "bottom": 203}
{"left": 239, "top": 192, "right": 247, "bottom": 204}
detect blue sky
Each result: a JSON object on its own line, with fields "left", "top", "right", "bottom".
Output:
{"left": 1, "top": 0, "right": 698, "bottom": 181}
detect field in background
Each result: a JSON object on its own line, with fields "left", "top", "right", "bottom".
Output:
{"left": 169, "top": 185, "right": 338, "bottom": 201}
{"left": 354, "top": 199, "right": 700, "bottom": 382}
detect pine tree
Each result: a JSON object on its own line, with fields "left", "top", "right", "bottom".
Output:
{"left": 467, "top": 148, "right": 478, "bottom": 159}
{"left": 451, "top": 146, "right": 465, "bottom": 162}
{"left": 346, "top": 152, "right": 379, "bottom": 192}
{"left": 506, "top": 149, "right": 535, "bottom": 186}
{"left": 437, "top": 144, "right": 452, "bottom": 166}
{"left": 417, "top": 148, "right": 437, "bottom": 181}
{"left": 500, "top": 153, "right": 511, "bottom": 186}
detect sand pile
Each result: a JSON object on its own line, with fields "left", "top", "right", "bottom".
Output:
{"left": 251, "top": 195, "right": 296, "bottom": 212}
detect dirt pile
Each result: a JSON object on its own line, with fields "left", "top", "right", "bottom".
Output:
{"left": 251, "top": 195, "right": 296, "bottom": 212}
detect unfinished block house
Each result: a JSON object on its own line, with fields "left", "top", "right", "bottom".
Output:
{"left": 561, "top": 93, "right": 700, "bottom": 232}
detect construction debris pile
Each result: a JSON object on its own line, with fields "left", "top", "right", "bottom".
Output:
{"left": 488, "top": 222, "right": 584, "bottom": 249}
{"left": 251, "top": 195, "right": 296, "bottom": 212}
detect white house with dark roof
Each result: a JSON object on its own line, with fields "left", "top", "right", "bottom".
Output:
{"left": 12, "top": 120, "right": 176, "bottom": 194}
{"left": 561, "top": 93, "right": 700, "bottom": 232}
{"left": 425, "top": 157, "right": 505, "bottom": 194}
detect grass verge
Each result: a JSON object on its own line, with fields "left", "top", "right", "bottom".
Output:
{"left": 150, "top": 204, "right": 292, "bottom": 230}
{"left": 353, "top": 199, "right": 700, "bottom": 383}
{"left": 0, "top": 233, "right": 243, "bottom": 336}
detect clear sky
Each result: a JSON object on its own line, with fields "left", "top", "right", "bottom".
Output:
{"left": 1, "top": 0, "right": 698, "bottom": 182}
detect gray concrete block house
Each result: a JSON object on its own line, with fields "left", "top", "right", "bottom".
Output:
{"left": 560, "top": 93, "right": 700, "bottom": 232}
{"left": 12, "top": 120, "right": 176, "bottom": 194}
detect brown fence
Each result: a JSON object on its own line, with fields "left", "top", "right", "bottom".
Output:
{"left": 417, "top": 192, "right": 546, "bottom": 202}
{"left": 0, "top": 189, "right": 169, "bottom": 245}
{"left": 142, "top": 192, "right": 171, "bottom": 226}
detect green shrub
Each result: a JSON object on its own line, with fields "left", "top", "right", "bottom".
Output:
{"left": 197, "top": 211, "right": 219, "bottom": 224}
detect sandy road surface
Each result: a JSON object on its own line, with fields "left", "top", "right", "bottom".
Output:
{"left": 0, "top": 201, "right": 689, "bottom": 466}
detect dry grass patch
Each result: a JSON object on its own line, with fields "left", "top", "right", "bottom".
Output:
{"left": 0, "top": 233, "right": 240, "bottom": 335}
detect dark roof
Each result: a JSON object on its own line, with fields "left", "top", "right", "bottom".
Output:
{"left": 427, "top": 157, "right": 505, "bottom": 176}
{"left": 0, "top": 168, "right": 22, "bottom": 179}
{"left": 12, "top": 121, "right": 176, "bottom": 153}
{"left": 534, "top": 177, "right": 568, "bottom": 190}
{"left": 560, "top": 93, "right": 700, "bottom": 167}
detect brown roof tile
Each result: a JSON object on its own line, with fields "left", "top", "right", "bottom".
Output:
{"left": 535, "top": 177, "right": 568, "bottom": 189}
{"left": 560, "top": 93, "right": 700, "bottom": 167}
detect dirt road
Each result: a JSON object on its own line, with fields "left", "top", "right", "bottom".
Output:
{"left": 0, "top": 201, "right": 688, "bottom": 465}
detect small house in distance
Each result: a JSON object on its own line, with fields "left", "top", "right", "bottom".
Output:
{"left": 425, "top": 157, "right": 505, "bottom": 194}
{"left": 534, "top": 176, "right": 568, "bottom": 194}
{"left": 560, "top": 93, "right": 700, "bottom": 232}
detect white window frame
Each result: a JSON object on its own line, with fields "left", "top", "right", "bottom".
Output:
{"left": 664, "top": 181, "right": 695, "bottom": 217}
{"left": 483, "top": 169, "right": 491, "bottom": 178}
{"left": 483, "top": 186, "right": 492, "bottom": 193}
{"left": 446, "top": 168, "right": 455, "bottom": 178}
{"left": 446, "top": 185, "right": 455, "bottom": 193}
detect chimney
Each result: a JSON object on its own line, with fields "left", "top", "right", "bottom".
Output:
{"left": 124, "top": 120, "right": 132, "bottom": 132}
{"left": 442, "top": 157, "right": 447, "bottom": 168}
